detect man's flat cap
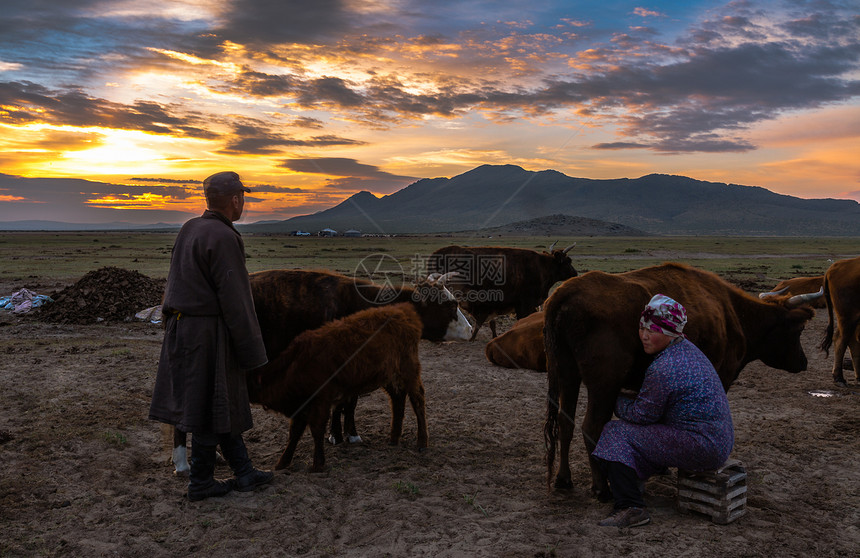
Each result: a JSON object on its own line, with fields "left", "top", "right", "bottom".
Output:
{"left": 203, "top": 171, "right": 250, "bottom": 196}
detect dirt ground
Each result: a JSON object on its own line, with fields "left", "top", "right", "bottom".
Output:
{"left": 1, "top": 280, "right": 858, "bottom": 557}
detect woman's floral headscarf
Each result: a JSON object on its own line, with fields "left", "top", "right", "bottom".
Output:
{"left": 640, "top": 294, "right": 687, "bottom": 338}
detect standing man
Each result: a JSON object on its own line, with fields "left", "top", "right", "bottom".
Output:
{"left": 150, "top": 171, "right": 273, "bottom": 502}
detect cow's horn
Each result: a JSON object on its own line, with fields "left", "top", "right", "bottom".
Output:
{"left": 548, "top": 241, "right": 558, "bottom": 252}
{"left": 562, "top": 242, "right": 576, "bottom": 254}
{"left": 758, "top": 286, "right": 789, "bottom": 299}
{"left": 787, "top": 286, "right": 824, "bottom": 307}
{"left": 431, "top": 271, "right": 460, "bottom": 285}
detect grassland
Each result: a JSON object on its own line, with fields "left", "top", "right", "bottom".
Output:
{"left": 0, "top": 231, "right": 857, "bottom": 291}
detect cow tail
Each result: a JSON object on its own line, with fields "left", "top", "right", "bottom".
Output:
{"left": 819, "top": 274, "right": 834, "bottom": 355}
{"left": 543, "top": 322, "right": 559, "bottom": 493}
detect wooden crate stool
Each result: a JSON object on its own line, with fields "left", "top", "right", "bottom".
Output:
{"left": 677, "top": 458, "right": 747, "bottom": 524}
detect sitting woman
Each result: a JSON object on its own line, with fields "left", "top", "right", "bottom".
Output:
{"left": 592, "top": 294, "right": 734, "bottom": 528}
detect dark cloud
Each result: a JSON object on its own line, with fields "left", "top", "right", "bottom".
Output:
{"left": 215, "top": 0, "right": 357, "bottom": 46}
{"left": 780, "top": 12, "right": 860, "bottom": 41}
{"left": 592, "top": 142, "right": 649, "bottom": 150}
{"left": 277, "top": 158, "right": 416, "bottom": 194}
{"left": 129, "top": 177, "right": 202, "bottom": 184}
{"left": 244, "top": 183, "right": 310, "bottom": 194}
{"left": 278, "top": 157, "right": 401, "bottom": 178}
{"left": 0, "top": 173, "right": 202, "bottom": 222}
{"left": 219, "top": 120, "right": 365, "bottom": 155}
{"left": 293, "top": 116, "right": 325, "bottom": 129}
{"left": 240, "top": 70, "right": 300, "bottom": 97}
{"left": 0, "top": 81, "right": 218, "bottom": 139}
{"left": 536, "top": 38, "right": 860, "bottom": 151}
{"left": 298, "top": 77, "right": 366, "bottom": 107}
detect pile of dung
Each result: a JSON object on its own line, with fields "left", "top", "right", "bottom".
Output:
{"left": 37, "top": 266, "right": 165, "bottom": 324}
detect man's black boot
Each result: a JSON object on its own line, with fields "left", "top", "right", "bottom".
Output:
{"left": 187, "top": 438, "right": 233, "bottom": 502}
{"left": 219, "top": 434, "right": 274, "bottom": 492}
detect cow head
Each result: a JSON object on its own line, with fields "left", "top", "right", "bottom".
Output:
{"left": 755, "top": 303, "right": 815, "bottom": 373}
{"left": 547, "top": 241, "right": 578, "bottom": 281}
{"left": 411, "top": 273, "right": 472, "bottom": 341}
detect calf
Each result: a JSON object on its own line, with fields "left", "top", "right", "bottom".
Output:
{"left": 248, "top": 303, "right": 428, "bottom": 472}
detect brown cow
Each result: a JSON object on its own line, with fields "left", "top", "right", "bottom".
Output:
{"left": 819, "top": 256, "right": 860, "bottom": 386}
{"left": 250, "top": 269, "right": 470, "bottom": 445}
{"left": 484, "top": 311, "right": 546, "bottom": 372}
{"left": 760, "top": 275, "right": 826, "bottom": 308}
{"left": 247, "top": 303, "right": 428, "bottom": 473}
{"left": 170, "top": 270, "right": 470, "bottom": 474}
{"left": 543, "top": 263, "right": 816, "bottom": 500}
{"left": 429, "top": 243, "right": 576, "bottom": 340}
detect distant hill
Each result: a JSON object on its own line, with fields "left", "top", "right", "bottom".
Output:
{"left": 243, "top": 165, "right": 860, "bottom": 236}
{"left": 454, "top": 214, "right": 650, "bottom": 237}
{"left": 0, "top": 220, "right": 180, "bottom": 231}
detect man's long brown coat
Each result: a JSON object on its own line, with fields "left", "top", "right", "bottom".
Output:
{"left": 149, "top": 210, "right": 267, "bottom": 435}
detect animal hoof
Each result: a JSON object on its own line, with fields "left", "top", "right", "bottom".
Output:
{"left": 553, "top": 477, "right": 573, "bottom": 490}
{"left": 327, "top": 435, "right": 342, "bottom": 446}
{"left": 347, "top": 435, "right": 363, "bottom": 444}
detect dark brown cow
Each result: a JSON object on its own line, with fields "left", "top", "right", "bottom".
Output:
{"left": 760, "top": 275, "right": 826, "bottom": 308}
{"left": 170, "top": 269, "right": 470, "bottom": 474}
{"left": 248, "top": 303, "right": 428, "bottom": 472}
{"left": 484, "top": 311, "right": 546, "bottom": 372}
{"left": 543, "top": 263, "right": 816, "bottom": 500}
{"left": 249, "top": 268, "right": 470, "bottom": 444}
{"left": 819, "top": 256, "right": 860, "bottom": 386}
{"left": 430, "top": 243, "right": 576, "bottom": 340}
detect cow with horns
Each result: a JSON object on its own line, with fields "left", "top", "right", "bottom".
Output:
{"left": 819, "top": 256, "right": 860, "bottom": 386}
{"left": 543, "top": 262, "right": 818, "bottom": 500}
{"left": 760, "top": 275, "right": 826, "bottom": 309}
{"left": 429, "top": 242, "right": 577, "bottom": 340}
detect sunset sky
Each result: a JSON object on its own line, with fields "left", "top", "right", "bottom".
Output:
{"left": 1, "top": 0, "right": 858, "bottom": 225}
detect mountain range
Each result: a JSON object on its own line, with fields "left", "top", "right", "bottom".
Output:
{"left": 245, "top": 164, "right": 860, "bottom": 236}
{"left": 2, "top": 165, "right": 858, "bottom": 235}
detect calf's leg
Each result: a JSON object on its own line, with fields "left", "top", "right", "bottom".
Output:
{"left": 407, "top": 381, "right": 428, "bottom": 449}
{"left": 308, "top": 404, "right": 330, "bottom": 473}
{"left": 385, "top": 387, "right": 407, "bottom": 446}
{"left": 329, "top": 404, "right": 345, "bottom": 445}
{"left": 331, "top": 396, "right": 361, "bottom": 444}
{"left": 276, "top": 414, "right": 308, "bottom": 470}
